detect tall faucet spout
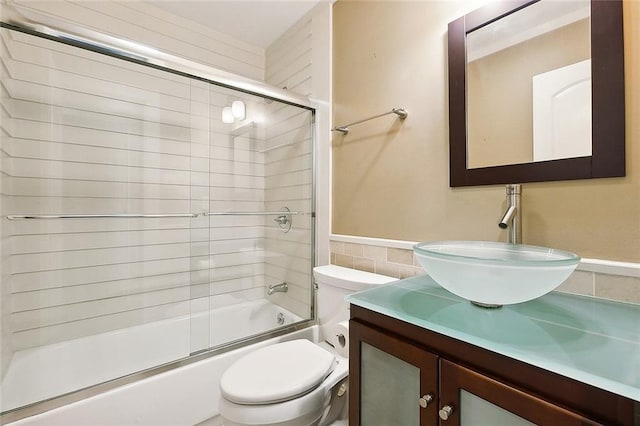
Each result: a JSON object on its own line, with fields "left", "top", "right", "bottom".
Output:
{"left": 498, "top": 184, "right": 521, "bottom": 244}
{"left": 498, "top": 206, "right": 517, "bottom": 229}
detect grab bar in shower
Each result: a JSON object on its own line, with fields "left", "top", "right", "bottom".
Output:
{"left": 207, "top": 208, "right": 298, "bottom": 233}
{"left": 331, "top": 108, "right": 408, "bottom": 135}
{"left": 5, "top": 211, "right": 305, "bottom": 220}
{"left": 206, "top": 211, "right": 300, "bottom": 216}
{"left": 5, "top": 213, "right": 199, "bottom": 220}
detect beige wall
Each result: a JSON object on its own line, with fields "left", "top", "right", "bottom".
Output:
{"left": 332, "top": 0, "right": 639, "bottom": 263}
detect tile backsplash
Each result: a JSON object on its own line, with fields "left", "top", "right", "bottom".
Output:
{"left": 330, "top": 241, "right": 424, "bottom": 279}
{"left": 330, "top": 240, "right": 640, "bottom": 305}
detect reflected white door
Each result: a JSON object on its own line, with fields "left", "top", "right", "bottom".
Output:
{"left": 532, "top": 59, "right": 591, "bottom": 162}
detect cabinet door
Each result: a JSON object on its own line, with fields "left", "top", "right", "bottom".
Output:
{"left": 350, "top": 321, "right": 439, "bottom": 426}
{"left": 438, "top": 359, "right": 602, "bottom": 426}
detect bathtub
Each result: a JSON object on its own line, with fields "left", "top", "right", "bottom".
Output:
{"left": 2, "top": 299, "right": 309, "bottom": 422}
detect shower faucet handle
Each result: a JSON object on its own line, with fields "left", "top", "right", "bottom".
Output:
{"left": 273, "top": 215, "right": 289, "bottom": 225}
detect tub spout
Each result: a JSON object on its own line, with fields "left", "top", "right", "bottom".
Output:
{"left": 267, "top": 282, "right": 288, "bottom": 295}
{"left": 498, "top": 184, "right": 521, "bottom": 244}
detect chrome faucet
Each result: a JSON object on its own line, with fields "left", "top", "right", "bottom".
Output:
{"left": 267, "top": 281, "right": 288, "bottom": 295}
{"left": 498, "top": 184, "right": 521, "bottom": 244}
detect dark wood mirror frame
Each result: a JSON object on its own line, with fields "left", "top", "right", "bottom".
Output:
{"left": 448, "top": 0, "right": 625, "bottom": 187}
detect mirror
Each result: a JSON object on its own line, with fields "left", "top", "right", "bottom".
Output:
{"left": 448, "top": 0, "right": 625, "bottom": 187}
{"left": 467, "top": 0, "right": 591, "bottom": 169}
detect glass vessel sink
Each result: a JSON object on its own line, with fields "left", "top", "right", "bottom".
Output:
{"left": 413, "top": 241, "right": 580, "bottom": 307}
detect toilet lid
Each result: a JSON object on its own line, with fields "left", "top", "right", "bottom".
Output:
{"left": 220, "top": 339, "right": 336, "bottom": 405}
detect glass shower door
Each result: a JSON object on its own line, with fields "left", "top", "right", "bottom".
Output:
{"left": 0, "top": 27, "right": 209, "bottom": 411}
{"left": 0, "top": 20, "right": 315, "bottom": 414}
{"left": 206, "top": 84, "right": 314, "bottom": 348}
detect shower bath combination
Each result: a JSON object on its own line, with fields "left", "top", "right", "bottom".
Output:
{"left": 0, "top": 6, "right": 316, "bottom": 419}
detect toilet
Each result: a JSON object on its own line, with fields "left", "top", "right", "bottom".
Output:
{"left": 218, "top": 264, "right": 397, "bottom": 426}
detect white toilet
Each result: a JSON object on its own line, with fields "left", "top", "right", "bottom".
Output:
{"left": 218, "top": 265, "right": 396, "bottom": 426}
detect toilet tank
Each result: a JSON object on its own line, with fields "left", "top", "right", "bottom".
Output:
{"left": 313, "top": 265, "right": 396, "bottom": 344}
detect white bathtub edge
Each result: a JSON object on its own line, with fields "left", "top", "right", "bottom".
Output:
{"left": 7, "top": 326, "right": 320, "bottom": 426}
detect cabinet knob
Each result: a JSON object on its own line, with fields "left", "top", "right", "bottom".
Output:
{"left": 418, "top": 394, "right": 433, "bottom": 408}
{"left": 439, "top": 405, "right": 454, "bottom": 420}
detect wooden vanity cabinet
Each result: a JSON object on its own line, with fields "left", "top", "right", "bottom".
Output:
{"left": 349, "top": 305, "right": 636, "bottom": 426}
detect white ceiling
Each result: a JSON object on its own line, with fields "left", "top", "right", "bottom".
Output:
{"left": 148, "top": 1, "right": 323, "bottom": 49}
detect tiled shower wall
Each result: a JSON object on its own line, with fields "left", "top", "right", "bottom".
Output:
{"left": 262, "top": 8, "right": 324, "bottom": 318}
{"left": 0, "top": 1, "right": 329, "bottom": 382}
{"left": 0, "top": 27, "right": 314, "bottom": 366}
{"left": 262, "top": 104, "right": 313, "bottom": 318}
{"left": 330, "top": 240, "right": 640, "bottom": 305}
{"left": 0, "top": 0, "right": 271, "bottom": 381}
{"left": 1, "top": 29, "right": 206, "bottom": 352}
{"left": 9, "top": 0, "right": 266, "bottom": 80}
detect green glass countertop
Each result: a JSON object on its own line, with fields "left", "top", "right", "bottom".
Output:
{"left": 346, "top": 274, "right": 640, "bottom": 402}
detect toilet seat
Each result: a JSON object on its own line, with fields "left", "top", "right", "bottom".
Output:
{"left": 220, "top": 339, "right": 336, "bottom": 405}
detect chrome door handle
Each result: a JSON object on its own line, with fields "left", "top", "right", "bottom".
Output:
{"left": 439, "top": 405, "right": 454, "bottom": 420}
{"left": 438, "top": 405, "right": 453, "bottom": 420}
{"left": 419, "top": 394, "right": 433, "bottom": 408}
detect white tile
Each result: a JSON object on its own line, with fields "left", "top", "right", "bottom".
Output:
{"left": 265, "top": 153, "right": 312, "bottom": 176}
{"left": 211, "top": 264, "right": 265, "bottom": 283}
{"left": 209, "top": 276, "right": 263, "bottom": 296}
{"left": 8, "top": 217, "right": 192, "bottom": 236}
{"left": 9, "top": 158, "right": 191, "bottom": 185}
{"left": 264, "top": 253, "right": 311, "bottom": 274}
{"left": 11, "top": 257, "right": 192, "bottom": 292}
{"left": 265, "top": 169, "right": 312, "bottom": 189}
{"left": 5, "top": 99, "right": 191, "bottom": 142}
{"left": 2, "top": 119, "right": 191, "bottom": 156}
{"left": 210, "top": 187, "right": 265, "bottom": 202}
{"left": 209, "top": 288, "right": 263, "bottom": 309}
{"left": 264, "top": 239, "right": 311, "bottom": 260}
{"left": 263, "top": 138, "right": 312, "bottom": 163}
{"left": 210, "top": 226, "right": 265, "bottom": 241}
{"left": 209, "top": 173, "right": 264, "bottom": 189}
{"left": 210, "top": 252, "right": 265, "bottom": 269}
{"left": 264, "top": 184, "right": 312, "bottom": 202}
{"left": 11, "top": 271, "right": 193, "bottom": 312}
{"left": 11, "top": 243, "right": 192, "bottom": 273}
{"left": 3, "top": 79, "right": 192, "bottom": 127}
{"left": 210, "top": 239, "right": 264, "bottom": 255}
{"left": 209, "top": 145, "right": 264, "bottom": 164}
{"left": 11, "top": 286, "right": 190, "bottom": 331}
{"left": 210, "top": 159, "right": 265, "bottom": 177}
{"left": 265, "top": 110, "right": 312, "bottom": 141}
{"left": 12, "top": 301, "right": 190, "bottom": 351}
{"left": 4, "top": 32, "right": 191, "bottom": 97}
{"left": 209, "top": 200, "right": 264, "bottom": 212}
{"left": 265, "top": 226, "right": 311, "bottom": 244}
{"left": 208, "top": 216, "right": 264, "bottom": 228}
{"left": 10, "top": 229, "right": 190, "bottom": 254}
